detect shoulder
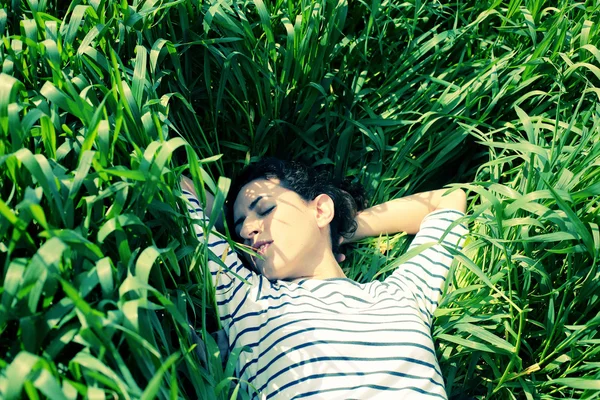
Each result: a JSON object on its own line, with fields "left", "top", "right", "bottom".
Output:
{"left": 423, "top": 208, "right": 466, "bottom": 225}
{"left": 436, "top": 188, "right": 467, "bottom": 213}
{"left": 417, "top": 209, "right": 469, "bottom": 243}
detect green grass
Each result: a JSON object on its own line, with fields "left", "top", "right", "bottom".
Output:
{"left": 0, "top": 0, "right": 599, "bottom": 398}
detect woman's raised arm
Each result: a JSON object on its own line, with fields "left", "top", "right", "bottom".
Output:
{"left": 180, "top": 175, "right": 225, "bottom": 232}
{"left": 345, "top": 187, "right": 466, "bottom": 242}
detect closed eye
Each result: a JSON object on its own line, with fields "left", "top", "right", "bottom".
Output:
{"left": 259, "top": 206, "right": 275, "bottom": 216}
{"left": 235, "top": 205, "right": 276, "bottom": 237}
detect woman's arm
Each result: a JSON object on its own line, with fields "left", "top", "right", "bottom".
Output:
{"left": 345, "top": 188, "right": 466, "bottom": 242}
{"left": 180, "top": 175, "right": 257, "bottom": 335}
{"left": 180, "top": 175, "right": 225, "bottom": 231}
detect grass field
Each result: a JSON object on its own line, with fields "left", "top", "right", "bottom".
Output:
{"left": 1, "top": 0, "right": 599, "bottom": 398}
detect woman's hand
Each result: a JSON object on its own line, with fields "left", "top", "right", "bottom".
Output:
{"left": 335, "top": 236, "right": 347, "bottom": 263}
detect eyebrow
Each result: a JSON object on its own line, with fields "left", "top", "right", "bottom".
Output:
{"left": 234, "top": 196, "right": 265, "bottom": 230}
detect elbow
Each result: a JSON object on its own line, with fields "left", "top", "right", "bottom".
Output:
{"left": 181, "top": 175, "right": 198, "bottom": 198}
{"left": 437, "top": 188, "right": 467, "bottom": 213}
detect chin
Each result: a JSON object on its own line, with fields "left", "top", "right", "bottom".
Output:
{"left": 262, "top": 269, "right": 280, "bottom": 281}
{"left": 255, "top": 263, "right": 272, "bottom": 279}
{"left": 261, "top": 271, "right": 278, "bottom": 281}
{"left": 261, "top": 265, "right": 288, "bottom": 281}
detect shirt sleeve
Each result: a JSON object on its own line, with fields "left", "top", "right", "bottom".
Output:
{"left": 182, "top": 189, "right": 257, "bottom": 331}
{"left": 385, "top": 209, "right": 468, "bottom": 322}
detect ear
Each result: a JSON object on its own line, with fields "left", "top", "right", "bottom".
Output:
{"left": 312, "top": 194, "right": 335, "bottom": 228}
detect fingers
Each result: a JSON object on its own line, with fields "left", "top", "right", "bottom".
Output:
{"left": 335, "top": 236, "right": 346, "bottom": 262}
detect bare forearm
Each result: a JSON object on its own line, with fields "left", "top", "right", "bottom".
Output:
{"left": 347, "top": 188, "right": 466, "bottom": 241}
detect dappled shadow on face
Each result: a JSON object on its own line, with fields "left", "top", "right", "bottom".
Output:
{"left": 232, "top": 178, "right": 332, "bottom": 281}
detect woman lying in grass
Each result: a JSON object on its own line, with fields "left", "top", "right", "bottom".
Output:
{"left": 181, "top": 158, "right": 467, "bottom": 399}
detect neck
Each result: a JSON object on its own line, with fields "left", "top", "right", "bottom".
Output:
{"left": 290, "top": 249, "right": 346, "bottom": 282}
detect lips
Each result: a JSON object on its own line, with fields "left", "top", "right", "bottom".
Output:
{"left": 252, "top": 241, "right": 273, "bottom": 256}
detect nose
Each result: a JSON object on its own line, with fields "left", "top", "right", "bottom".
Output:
{"left": 239, "top": 217, "right": 260, "bottom": 242}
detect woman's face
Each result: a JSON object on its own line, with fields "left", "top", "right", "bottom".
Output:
{"left": 232, "top": 178, "right": 326, "bottom": 280}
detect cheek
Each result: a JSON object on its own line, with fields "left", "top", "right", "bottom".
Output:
{"left": 274, "top": 215, "right": 317, "bottom": 255}
{"left": 271, "top": 208, "right": 310, "bottom": 235}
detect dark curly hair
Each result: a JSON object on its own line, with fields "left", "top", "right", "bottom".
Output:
{"left": 225, "top": 158, "right": 368, "bottom": 255}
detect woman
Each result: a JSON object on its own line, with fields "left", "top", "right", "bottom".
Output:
{"left": 181, "top": 158, "right": 467, "bottom": 399}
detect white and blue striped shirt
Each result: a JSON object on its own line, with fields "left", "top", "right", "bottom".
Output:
{"left": 184, "top": 190, "right": 468, "bottom": 399}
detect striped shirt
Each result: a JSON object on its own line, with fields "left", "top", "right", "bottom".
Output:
{"left": 184, "top": 190, "right": 468, "bottom": 399}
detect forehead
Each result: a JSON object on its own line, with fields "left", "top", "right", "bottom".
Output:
{"left": 233, "top": 178, "right": 283, "bottom": 215}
